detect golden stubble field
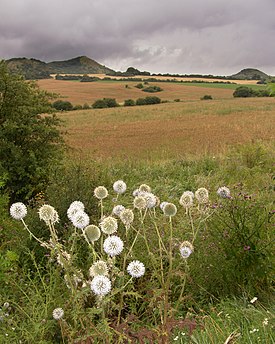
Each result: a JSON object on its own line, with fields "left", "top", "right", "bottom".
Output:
{"left": 58, "top": 97, "right": 275, "bottom": 160}
{"left": 38, "top": 79, "right": 235, "bottom": 105}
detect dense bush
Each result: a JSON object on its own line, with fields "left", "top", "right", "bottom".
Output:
{"left": 135, "top": 83, "right": 144, "bottom": 89}
{"left": 142, "top": 85, "right": 163, "bottom": 93}
{"left": 124, "top": 99, "right": 135, "bottom": 106}
{"left": 0, "top": 61, "right": 64, "bottom": 202}
{"left": 92, "top": 98, "right": 119, "bottom": 109}
{"left": 201, "top": 94, "right": 213, "bottom": 100}
{"left": 233, "top": 86, "right": 270, "bottom": 98}
{"left": 136, "top": 96, "right": 161, "bottom": 105}
{"left": 52, "top": 100, "right": 73, "bottom": 111}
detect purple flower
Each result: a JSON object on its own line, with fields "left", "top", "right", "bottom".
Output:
{"left": 244, "top": 245, "right": 251, "bottom": 251}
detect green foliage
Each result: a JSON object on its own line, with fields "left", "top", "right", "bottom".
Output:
{"left": 0, "top": 61, "right": 64, "bottom": 202}
{"left": 200, "top": 94, "right": 213, "bottom": 100}
{"left": 233, "top": 86, "right": 271, "bottom": 98}
{"left": 136, "top": 96, "right": 161, "bottom": 105}
{"left": 135, "top": 83, "right": 144, "bottom": 89}
{"left": 124, "top": 99, "right": 136, "bottom": 106}
{"left": 92, "top": 98, "right": 119, "bottom": 109}
{"left": 82, "top": 103, "right": 90, "bottom": 109}
{"left": 52, "top": 100, "right": 73, "bottom": 111}
{"left": 142, "top": 85, "right": 163, "bottom": 93}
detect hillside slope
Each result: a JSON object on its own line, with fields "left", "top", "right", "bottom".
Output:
{"left": 6, "top": 58, "right": 51, "bottom": 79}
{"left": 230, "top": 68, "right": 269, "bottom": 80}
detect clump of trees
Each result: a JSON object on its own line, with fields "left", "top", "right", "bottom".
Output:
{"left": 52, "top": 100, "right": 73, "bottom": 111}
{"left": 0, "top": 61, "right": 64, "bottom": 202}
{"left": 136, "top": 96, "right": 161, "bottom": 105}
{"left": 233, "top": 86, "right": 271, "bottom": 98}
{"left": 142, "top": 85, "right": 163, "bottom": 93}
{"left": 92, "top": 98, "right": 119, "bottom": 109}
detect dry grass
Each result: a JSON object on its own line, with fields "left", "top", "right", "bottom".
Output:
{"left": 59, "top": 97, "right": 275, "bottom": 160}
{"left": 38, "top": 79, "right": 234, "bottom": 105}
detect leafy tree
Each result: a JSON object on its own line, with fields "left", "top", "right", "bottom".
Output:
{"left": 0, "top": 61, "right": 64, "bottom": 202}
{"left": 124, "top": 99, "right": 135, "bottom": 106}
{"left": 92, "top": 98, "right": 119, "bottom": 109}
{"left": 52, "top": 100, "right": 73, "bottom": 111}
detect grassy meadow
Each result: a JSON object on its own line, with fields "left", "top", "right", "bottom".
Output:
{"left": 1, "top": 78, "right": 275, "bottom": 343}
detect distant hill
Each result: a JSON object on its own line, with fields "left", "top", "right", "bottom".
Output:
{"left": 6, "top": 58, "right": 51, "bottom": 80}
{"left": 5, "top": 56, "right": 115, "bottom": 79}
{"left": 230, "top": 68, "right": 269, "bottom": 80}
{"left": 47, "top": 56, "right": 115, "bottom": 75}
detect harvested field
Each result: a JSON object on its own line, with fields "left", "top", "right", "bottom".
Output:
{"left": 59, "top": 97, "right": 275, "bottom": 160}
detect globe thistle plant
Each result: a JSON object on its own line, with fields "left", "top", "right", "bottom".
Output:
{"left": 89, "top": 260, "right": 109, "bottom": 278}
{"left": 90, "top": 275, "right": 112, "bottom": 296}
{"left": 179, "top": 241, "right": 194, "bottom": 258}
{"left": 113, "top": 180, "right": 127, "bottom": 194}
{"left": 119, "top": 209, "right": 134, "bottom": 227}
{"left": 217, "top": 186, "right": 231, "bottom": 199}
{"left": 139, "top": 184, "right": 151, "bottom": 193}
{"left": 67, "top": 201, "right": 85, "bottom": 221}
{"left": 38, "top": 204, "right": 59, "bottom": 225}
{"left": 179, "top": 191, "right": 194, "bottom": 208}
{"left": 195, "top": 188, "right": 209, "bottom": 204}
{"left": 133, "top": 196, "right": 147, "bottom": 210}
{"left": 52, "top": 307, "right": 64, "bottom": 320}
{"left": 112, "top": 204, "right": 125, "bottom": 217}
{"left": 10, "top": 202, "right": 27, "bottom": 220}
{"left": 71, "top": 211, "right": 90, "bottom": 229}
{"left": 100, "top": 216, "right": 118, "bottom": 235}
{"left": 127, "top": 260, "right": 145, "bottom": 278}
{"left": 103, "top": 235, "right": 124, "bottom": 257}
{"left": 84, "top": 225, "right": 101, "bottom": 242}
{"left": 163, "top": 203, "right": 177, "bottom": 217}
{"left": 94, "top": 186, "right": 108, "bottom": 200}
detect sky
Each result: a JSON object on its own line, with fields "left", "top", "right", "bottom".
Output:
{"left": 1, "top": 0, "right": 275, "bottom": 76}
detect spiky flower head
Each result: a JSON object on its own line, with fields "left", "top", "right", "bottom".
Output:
{"left": 113, "top": 180, "right": 127, "bottom": 194}
{"left": 100, "top": 216, "right": 118, "bottom": 235}
{"left": 179, "top": 241, "right": 194, "bottom": 258}
{"left": 139, "top": 184, "right": 151, "bottom": 193}
{"left": 52, "top": 308, "right": 64, "bottom": 320}
{"left": 56, "top": 251, "right": 71, "bottom": 267}
{"left": 84, "top": 225, "right": 101, "bottom": 242}
{"left": 133, "top": 196, "right": 147, "bottom": 210}
{"left": 160, "top": 201, "right": 168, "bottom": 211}
{"left": 94, "top": 186, "right": 108, "bottom": 200}
{"left": 195, "top": 188, "right": 209, "bottom": 204}
{"left": 90, "top": 275, "right": 112, "bottom": 296}
{"left": 89, "top": 260, "right": 109, "bottom": 277}
{"left": 103, "top": 235, "right": 124, "bottom": 257}
{"left": 119, "top": 209, "right": 134, "bottom": 226}
{"left": 163, "top": 202, "right": 177, "bottom": 217}
{"left": 139, "top": 192, "right": 157, "bottom": 209}
{"left": 179, "top": 191, "right": 194, "bottom": 208}
{"left": 38, "top": 204, "right": 59, "bottom": 225}
{"left": 10, "top": 202, "right": 27, "bottom": 220}
{"left": 127, "top": 260, "right": 145, "bottom": 278}
{"left": 217, "top": 186, "right": 231, "bottom": 199}
{"left": 71, "top": 211, "right": 90, "bottom": 229}
{"left": 67, "top": 201, "right": 85, "bottom": 221}
{"left": 132, "top": 189, "right": 140, "bottom": 197}
{"left": 112, "top": 204, "right": 125, "bottom": 217}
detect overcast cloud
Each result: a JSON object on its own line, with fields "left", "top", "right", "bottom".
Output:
{"left": 1, "top": 0, "right": 275, "bottom": 75}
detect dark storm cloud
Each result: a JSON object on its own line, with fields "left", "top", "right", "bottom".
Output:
{"left": 1, "top": 0, "right": 275, "bottom": 75}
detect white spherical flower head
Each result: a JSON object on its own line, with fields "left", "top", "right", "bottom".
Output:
{"left": 139, "top": 184, "right": 151, "bottom": 193}
{"left": 195, "top": 188, "right": 209, "bottom": 204}
{"left": 217, "top": 186, "right": 231, "bottom": 199}
{"left": 113, "top": 180, "right": 127, "bottom": 194}
{"left": 67, "top": 201, "right": 85, "bottom": 221}
{"left": 133, "top": 196, "right": 147, "bottom": 210}
{"left": 132, "top": 189, "right": 140, "bottom": 197}
{"left": 163, "top": 203, "right": 177, "bottom": 217}
{"left": 140, "top": 192, "right": 157, "bottom": 209}
{"left": 127, "top": 260, "right": 145, "bottom": 278}
{"left": 52, "top": 307, "right": 64, "bottom": 320}
{"left": 10, "top": 202, "right": 27, "bottom": 220}
{"left": 94, "top": 186, "right": 108, "bottom": 200}
{"left": 38, "top": 204, "right": 59, "bottom": 225}
{"left": 160, "top": 201, "right": 168, "bottom": 211}
{"left": 100, "top": 216, "right": 118, "bottom": 235}
{"left": 119, "top": 209, "right": 134, "bottom": 226}
{"left": 112, "top": 204, "right": 125, "bottom": 217}
{"left": 91, "top": 275, "right": 112, "bottom": 296}
{"left": 84, "top": 225, "right": 101, "bottom": 242}
{"left": 103, "top": 235, "right": 124, "bottom": 257}
{"left": 179, "top": 191, "right": 194, "bottom": 208}
{"left": 71, "top": 211, "right": 90, "bottom": 229}
{"left": 89, "top": 260, "right": 109, "bottom": 277}
{"left": 179, "top": 241, "right": 194, "bottom": 259}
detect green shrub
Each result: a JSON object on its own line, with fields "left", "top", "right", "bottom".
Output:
{"left": 135, "top": 83, "right": 144, "bottom": 89}
{"left": 174, "top": 99, "right": 180, "bottom": 102}
{"left": 233, "top": 86, "right": 270, "bottom": 98}
{"left": 142, "top": 85, "right": 163, "bottom": 93}
{"left": 201, "top": 94, "right": 213, "bottom": 100}
{"left": 92, "top": 98, "right": 119, "bottom": 109}
{"left": 52, "top": 100, "right": 73, "bottom": 111}
{"left": 136, "top": 97, "right": 147, "bottom": 106}
{"left": 73, "top": 104, "right": 83, "bottom": 110}
{"left": 124, "top": 99, "right": 135, "bottom": 106}
{"left": 144, "top": 96, "right": 161, "bottom": 104}
{"left": 83, "top": 103, "right": 90, "bottom": 109}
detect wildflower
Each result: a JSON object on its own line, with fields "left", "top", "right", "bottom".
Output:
{"left": 94, "top": 186, "right": 108, "bottom": 200}
{"left": 10, "top": 202, "right": 27, "bottom": 220}
{"left": 179, "top": 191, "right": 194, "bottom": 208}
{"left": 52, "top": 308, "right": 64, "bottom": 320}
{"left": 195, "top": 188, "right": 209, "bottom": 204}
{"left": 163, "top": 202, "right": 177, "bottom": 217}
{"left": 113, "top": 180, "right": 127, "bottom": 194}
{"left": 250, "top": 297, "right": 258, "bottom": 304}
{"left": 71, "top": 211, "right": 90, "bottom": 229}
{"left": 160, "top": 201, "right": 168, "bottom": 211}
{"left": 67, "top": 201, "right": 85, "bottom": 221}
{"left": 179, "top": 241, "right": 194, "bottom": 258}
{"left": 91, "top": 275, "right": 112, "bottom": 296}
{"left": 139, "top": 184, "right": 151, "bottom": 193}
{"left": 103, "top": 235, "right": 124, "bottom": 257}
{"left": 112, "top": 204, "right": 125, "bottom": 216}
{"left": 244, "top": 245, "right": 251, "bottom": 251}
{"left": 262, "top": 318, "right": 269, "bottom": 326}
{"left": 249, "top": 328, "right": 259, "bottom": 334}
{"left": 100, "top": 216, "right": 118, "bottom": 235}
{"left": 132, "top": 189, "right": 140, "bottom": 197}
{"left": 127, "top": 260, "right": 145, "bottom": 278}
{"left": 217, "top": 186, "right": 231, "bottom": 198}
{"left": 38, "top": 204, "right": 59, "bottom": 225}
{"left": 84, "top": 225, "right": 101, "bottom": 242}
{"left": 140, "top": 192, "right": 157, "bottom": 208}
{"left": 56, "top": 251, "right": 71, "bottom": 267}
{"left": 133, "top": 196, "right": 147, "bottom": 210}
{"left": 119, "top": 209, "right": 134, "bottom": 226}
{"left": 89, "top": 260, "right": 109, "bottom": 277}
